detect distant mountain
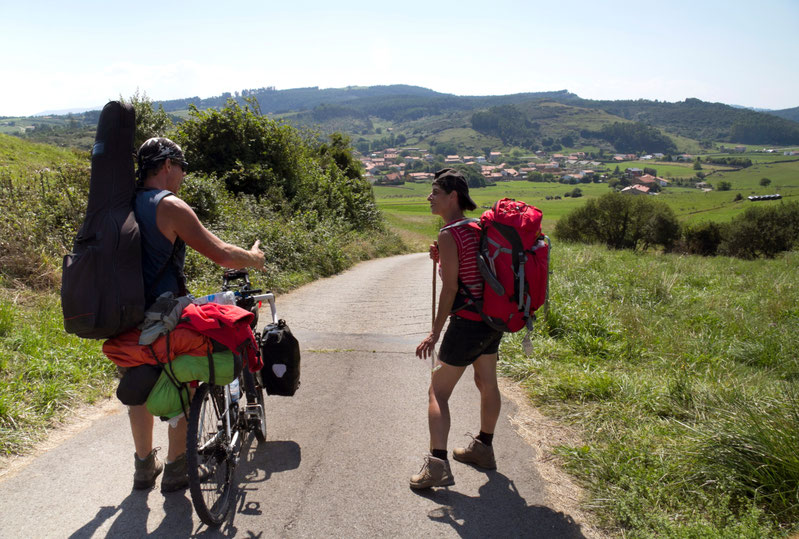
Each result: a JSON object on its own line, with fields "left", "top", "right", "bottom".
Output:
{"left": 765, "top": 106, "right": 799, "bottom": 123}
{"left": 8, "top": 85, "right": 799, "bottom": 151}
{"left": 156, "top": 85, "right": 447, "bottom": 114}
{"left": 32, "top": 106, "right": 103, "bottom": 116}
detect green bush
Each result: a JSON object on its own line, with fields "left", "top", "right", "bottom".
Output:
{"left": 554, "top": 192, "right": 681, "bottom": 251}
{"left": 681, "top": 221, "right": 724, "bottom": 256}
{"left": 719, "top": 202, "right": 799, "bottom": 259}
{"left": 175, "top": 98, "right": 379, "bottom": 231}
{"left": 0, "top": 164, "right": 90, "bottom": 288}
{"left": 179, "top": 174, "right": 228, "bottom": 223}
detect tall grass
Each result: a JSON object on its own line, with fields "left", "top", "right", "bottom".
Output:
{"left": 498, "top": 243, "right": 799, "bottom": 537}
{"left": 0, "top": 290, "right": 114, "bottom": 455}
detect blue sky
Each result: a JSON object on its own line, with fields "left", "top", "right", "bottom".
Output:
{"left": 2, "top": 0, "right": 797, "bottom": 116}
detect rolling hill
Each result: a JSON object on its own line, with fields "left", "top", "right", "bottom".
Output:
{"left": 2, "top": 86, "right": 798, "bottom": 154}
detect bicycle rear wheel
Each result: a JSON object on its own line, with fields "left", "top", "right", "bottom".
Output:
{"left": 242, "top": 370, "right": 267, "bottom": 442}
{"left": 187, "top": 384, "right": 234, "bottom": 527}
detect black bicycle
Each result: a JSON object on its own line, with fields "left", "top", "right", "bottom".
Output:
{"left": 185, "top": 269, "right": 277, "bottom": 526}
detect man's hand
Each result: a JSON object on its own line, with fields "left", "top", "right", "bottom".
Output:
{"left": 416, "top": 331, "right": 439, "bottom": 360}
{"left": 249, "top": 240, "right": 266, "bottom": 271}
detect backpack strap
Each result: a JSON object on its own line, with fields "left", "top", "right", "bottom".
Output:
{"left": 486, "top": 221, "right": 526, "bottom": 306}
{"left": 440, "top": 217, "right": 479, "bottom": 232}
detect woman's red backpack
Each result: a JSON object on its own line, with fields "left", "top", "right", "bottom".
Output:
{"left": 447, "top": 198, "right": 550, "bottom": 342}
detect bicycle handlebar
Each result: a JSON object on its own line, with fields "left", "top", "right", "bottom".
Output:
{"left": 249, "top": 293, "right": 278, "bottom": 325}
{"left": 219, "top": 269, "right": 279, "bottom": 325}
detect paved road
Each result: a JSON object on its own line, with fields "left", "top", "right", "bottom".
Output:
{"left": 0, "top": 253, "right": 588, "bottom": 538}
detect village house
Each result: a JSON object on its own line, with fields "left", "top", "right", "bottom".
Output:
{"left": 625, "top": 167, "right": 644, "bottom": 178}
{"left": 383, "top": 172, "right": 402, "bottom": 184}
{"left": 408, "top": 172, "right": 434, "bottom": 182}
{"left": 535, "top": 162, "right": 560, "bottom": 173}
{"left": 621, "top": 184, "right": 651, "bottom": 195}
{"left": 489, "top": 151, "right": 502, "bottom": 162}
{"left": 445, "top": 155, "right": 462, "bottom": 163}
{"left": 633, "top": 174, "right": 657, "bottom": 186}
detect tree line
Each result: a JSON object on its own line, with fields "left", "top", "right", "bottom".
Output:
{"left": 554, "top": 192, "right": 799, "bottom": 259}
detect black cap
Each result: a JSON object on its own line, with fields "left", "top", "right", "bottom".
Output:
{"left": 433, "top": 168, "right": 477, "bottom": 211}
{"left": 136, "top": 137, "right": 187, "bottom": 181}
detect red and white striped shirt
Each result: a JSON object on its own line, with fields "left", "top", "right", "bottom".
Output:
{"left": 443, "top": 218, "right": 483, "bottom": 321}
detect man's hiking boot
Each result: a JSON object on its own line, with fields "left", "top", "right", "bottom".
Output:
{"left": 161, "top": 453, "right": 189, "bottom": 493}
{"left": 453, "top": 436, "right": 497, "bottom": 470}
{"left": 409, "top": 455, "right": 455, "bottom": 489}
{"left": 133, "top": 449, "right": 163, "bottom": 490}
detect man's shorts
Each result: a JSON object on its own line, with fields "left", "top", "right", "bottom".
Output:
{"left": 438, "top": 316, "right": 503, "bottom": 367}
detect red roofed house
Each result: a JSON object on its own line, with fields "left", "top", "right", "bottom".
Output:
{"left": 621, "top": 184, "right": 651, "bottom": 195}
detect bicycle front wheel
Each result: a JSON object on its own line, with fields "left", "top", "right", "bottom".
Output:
{"left": 187, "top": 384, "right": 234, "bottom": 527}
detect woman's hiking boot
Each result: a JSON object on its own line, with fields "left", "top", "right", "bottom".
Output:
{"left": 133, "top": 449, "right": 163, "bottom": 490}
{"left": 453, "top": 436, "right": 497, "bottom": 470}
{"left": 409, "top": 455, "right": 455, "bottom": 489}
{"left": 160, "top": 453, "right": 189, "bottom": 493}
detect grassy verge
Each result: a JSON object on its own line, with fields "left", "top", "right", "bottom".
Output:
{"left": 498, "top": 243, "right": 798, "bottom": 537}
{"left": 0, "top": 286, "right": 114, "bottom": 456}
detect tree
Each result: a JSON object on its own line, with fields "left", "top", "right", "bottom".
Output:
{"left": 451, "top": 164, "right": 485, "bottom": 188}
{"left": 175, "top": 98, "right": 379, "bottom": 229}
{"left": 716, "top": 181, "right": 732, "bottom": 191}
{"left": 121, "top": 89, "right": 174, "bottom": 148}
{"left": 760, "top": 177, "right": 772, "bottom": 187}
{"left": 554, "top": 192, "right": 680, "bottom": 251}
{"left": 693, "top": 158, "right": 703, "bottom": 170}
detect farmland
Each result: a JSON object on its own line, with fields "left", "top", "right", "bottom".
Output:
{"left": 374, "top": 156, "right": 799, "bottom": 248}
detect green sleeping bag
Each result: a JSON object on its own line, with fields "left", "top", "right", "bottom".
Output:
{"left": 146, "top": 350, "right": 237, "bottom": 419}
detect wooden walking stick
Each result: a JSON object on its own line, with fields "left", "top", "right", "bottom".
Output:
{"left": 431, "top": 256, "right": 441, "bottom": 373}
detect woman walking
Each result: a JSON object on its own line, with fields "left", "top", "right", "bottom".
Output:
{"left": 411, "top": 168, "right": 503, "bottom": 489}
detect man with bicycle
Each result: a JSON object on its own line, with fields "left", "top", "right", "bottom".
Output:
{"left": 129, "top": 137, "right": 265, "bottom": 493}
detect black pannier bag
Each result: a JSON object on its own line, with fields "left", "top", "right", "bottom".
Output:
{"left": 260, "top": 319, "right": 300, "bottom": 396}
{"left": 61, "top": 101, "right": 145, "bottom": 338}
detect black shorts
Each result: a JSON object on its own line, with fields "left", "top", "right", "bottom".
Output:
{"left": 438, "top": 316, "right": 503, "bottom": 367}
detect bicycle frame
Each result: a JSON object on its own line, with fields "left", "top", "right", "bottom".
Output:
{"left": 187, "top": 268, "right": 272, "bottom": 527}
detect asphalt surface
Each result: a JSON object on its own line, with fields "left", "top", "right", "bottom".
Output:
{"left": 0, "top": 253, "right": 588, "bottom": 538}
